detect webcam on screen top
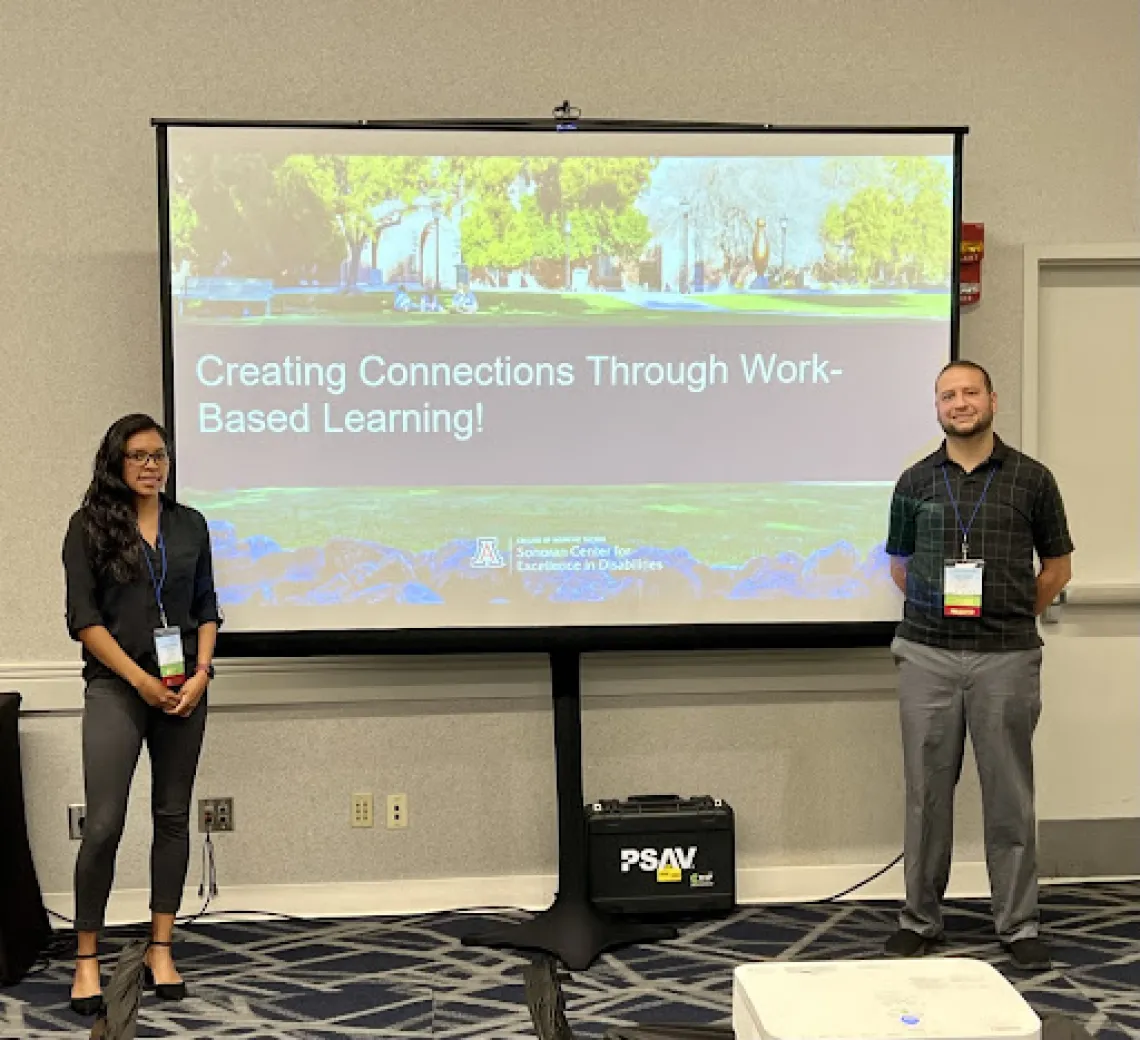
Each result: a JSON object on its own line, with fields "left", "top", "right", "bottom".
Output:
{"left": 553, "top": 100, "right": 581, "bottom": 131}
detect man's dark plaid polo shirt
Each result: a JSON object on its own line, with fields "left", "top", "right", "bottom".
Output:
{"left": 886, "top": 434, "right": 1074, "bottom": 651}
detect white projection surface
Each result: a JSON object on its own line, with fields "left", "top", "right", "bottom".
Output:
{"left": 163, "top": 125, "right": 957, "bottom": 633}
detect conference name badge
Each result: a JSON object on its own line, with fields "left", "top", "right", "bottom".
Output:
{"left": 944, "top": 560, "right": 984, "bottom": 617}
{"left": 154, "top": 626, "right": 186, "bottom": 688}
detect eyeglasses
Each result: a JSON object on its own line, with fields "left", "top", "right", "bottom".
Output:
{"left": 124, "top": 450, "right": 170, "bottom": 466}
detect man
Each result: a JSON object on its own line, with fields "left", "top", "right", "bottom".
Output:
{"left": 884, "top": 360, "right": 1073, "bottom": 970}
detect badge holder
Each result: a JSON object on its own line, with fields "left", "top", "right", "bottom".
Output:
{"left": 944, "top": 557, "right": 984, "bottom": 617}
{"left": 144, "top": 516, "right": 185, "bottom": 688}
{"left": 154, "top": 615, "right": 186, "bottom": 689}
{"left": 941, "top": 465, "right": 995, "bottom": 620}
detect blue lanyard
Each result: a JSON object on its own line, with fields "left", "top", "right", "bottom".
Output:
{"left": 141, "top": 517, "right": 169, "bottom": 628}
{"left": 941, "top": 464, "right": 997, "bottom": 560}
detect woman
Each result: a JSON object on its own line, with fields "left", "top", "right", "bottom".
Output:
{"left": 62, "top": 414, "right": 221, "bottom": 1015}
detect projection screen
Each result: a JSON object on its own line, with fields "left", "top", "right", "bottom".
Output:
{"left": 157, "top": 121, "right": 963, "bottom": 649}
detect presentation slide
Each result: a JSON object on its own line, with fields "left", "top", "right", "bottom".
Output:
{"left": 162, "top": 126, "right": 956, "bottom": 633}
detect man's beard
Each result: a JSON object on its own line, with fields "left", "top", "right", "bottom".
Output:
{"left": 940, "top": 410, "right": 994, "bottom": 439}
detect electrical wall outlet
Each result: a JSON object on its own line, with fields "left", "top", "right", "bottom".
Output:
{"left": 68, "top": 804, "right": 86, "bottom": 840}
{"left": 198, "top": 797, "right": 234, "bottom": 833}
{"left": 386, "top": 793, "right": 408, "bottom": 830}
{"left": 351, "top": 793, "right": 374, "bottom": 828}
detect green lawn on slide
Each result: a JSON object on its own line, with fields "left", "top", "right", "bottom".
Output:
{"left": 187, "top": 482, "right": 893, "bottom": 567}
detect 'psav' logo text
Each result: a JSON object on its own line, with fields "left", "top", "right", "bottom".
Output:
{"left": 619, "top": 846, "right": 698, "bottom": 873}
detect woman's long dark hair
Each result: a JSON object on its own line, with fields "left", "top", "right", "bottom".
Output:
{"left": 81, "top": 414, "right": 172, "bottom": 583}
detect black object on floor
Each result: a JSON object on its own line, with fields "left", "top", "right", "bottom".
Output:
{"left": 524, "top": 955, "right": 577, "bottom": 1040}
{"left": 884, "top": 927, "right": 937, "bottom": 958}
{"left": 463, "top": 651, "right": 677, "bottom": 970}
{"left": 91, "top": 939, "right": 147, "bottom": 1040}
{"left": 587, "top": 794, "right": 736, "bottom": 914}
{"left": 0, "top": 691, "right": 52, "bottom": 986}
{"left": 1041, "top": 1017, "right": 1095, "bottom": 1040}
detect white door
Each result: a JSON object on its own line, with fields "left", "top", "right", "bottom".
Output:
{"left": 1025, "top": 247, "right": 1140, "bottom": 843}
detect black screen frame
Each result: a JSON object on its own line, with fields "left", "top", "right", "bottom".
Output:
{"left": 154, "top": 117, "right": 967, "bottom": 659}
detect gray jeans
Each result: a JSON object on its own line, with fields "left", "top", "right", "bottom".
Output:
{"left": 892, "top": 636, "right": 1043, "bottom": 942}
{"left": 74, "top": 675, "right": 207, "bottom": 932}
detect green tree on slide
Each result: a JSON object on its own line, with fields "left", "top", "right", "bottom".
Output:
{"left": 169, "top": 193, "right": 198, "bottom": 262}
{"left": 444, "top": 157, "right": 537, "bottom": 284}
{"left": 886, "top": 157, "right": 952, "bottom": 284}
{"left": 461, "top": 194, "right": 555, "bottom": 284}
{"left": 842, "top": 186, "right": 900, "bottom": 282}
{"left": 532, "top": 156, "right": 655, "bottom": 275}
{"left": 451, "top": 156, "right": 654, "bottom": 286}
{"left": 169, "top": 153, "right": 282, "bottom": 276}
{"left": 819, "top": 157, "right": 951, "bottom": 285}
{"left": 169, "top": 152, "right": 342, "bottom": 281}
{"left": 169, "top": 150, "right": 656, "bottom": 287}
{"left": 277, "top": 154, "right": 431, "bottom": 288}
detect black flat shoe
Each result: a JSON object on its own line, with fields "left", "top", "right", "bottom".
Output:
{"left": 144, "top": 940, "right": 187, "bottom": 1001}
{"left": 70, "top": 952, "right": 105, "bottom": 1017}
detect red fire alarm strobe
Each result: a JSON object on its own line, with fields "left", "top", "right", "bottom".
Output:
{"left": 960, "top": 222, "right": 983, "bottom": 305}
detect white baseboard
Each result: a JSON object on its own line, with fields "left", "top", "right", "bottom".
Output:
{"left": 43, "top": 860, "right": 1000, "bottom": 929}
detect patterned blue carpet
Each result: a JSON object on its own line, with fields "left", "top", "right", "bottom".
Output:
{"left": 3, "top": 882, "right": 1138, "bottom": 1038}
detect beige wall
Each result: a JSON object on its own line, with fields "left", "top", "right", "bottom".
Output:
{"left": 2, "top": 1, "right": 1137, "bottom": 903}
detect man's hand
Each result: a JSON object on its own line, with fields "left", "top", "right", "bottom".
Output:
{"left": 168, "top": 671, "right": 208, "bottom": 717}
{"left": 135, "top": 673, "right": 180, "bottom": 712}
{"left": 1035, "top": 555, "right": 1073, "bottom": 615}
{"left": 890, "top": 556, "right": 909, "bottom": 594}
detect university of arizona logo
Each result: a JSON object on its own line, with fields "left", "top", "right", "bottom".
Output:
{"left": 470, "top": 537, "right": 506, "bottom": 569}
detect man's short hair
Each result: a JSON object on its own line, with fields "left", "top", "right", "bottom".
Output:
{"left": 937, "top": 360, "right": 993, "bottom": 395}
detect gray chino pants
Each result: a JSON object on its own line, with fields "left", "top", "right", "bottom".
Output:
{"left": 892, "top": 635, "right": 1043, "bottom": 942}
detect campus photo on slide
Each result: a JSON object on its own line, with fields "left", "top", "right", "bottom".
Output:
{"left": 165, "top": 127, "right": 956, "bottom": 631}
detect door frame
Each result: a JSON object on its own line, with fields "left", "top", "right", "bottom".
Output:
{"left": 1022, "top": 242, "right": 1140, "bottom": 456}
{"left": 1022, "top": 242, "right": 1140, "bottom": 607}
